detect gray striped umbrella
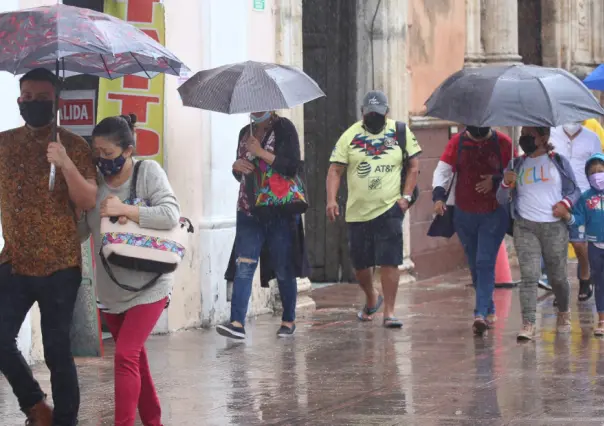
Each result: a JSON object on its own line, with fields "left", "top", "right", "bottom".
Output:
{"left": 177, "top": 60, "right": 325, "bottom": 113}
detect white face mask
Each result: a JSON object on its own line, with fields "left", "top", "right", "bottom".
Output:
{"left": 563, "top": 123, "right": 582, "bottom": 136}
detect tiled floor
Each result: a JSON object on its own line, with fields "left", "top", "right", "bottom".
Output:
{"left": 2, "top": 268, "right": 604, "bottom": 425}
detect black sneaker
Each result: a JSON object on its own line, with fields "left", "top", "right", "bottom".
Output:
{"left": 216, "top": 323, "right": 246, "bottom": 339}
{"left": 277, "top": 324, "right": 296, "bottom": 337}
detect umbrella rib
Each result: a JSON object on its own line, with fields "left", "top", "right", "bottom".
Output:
{"left": 228, "top": 63, "right": 249, "bottom": 114}
{"left": 131, "top": 52, "right": 151, "bottom": 79}
{"left": 535, "top": 77, "right": 555, "bottom": 126}
{"left": 100, "top": 54, "right": 112, "bottom": 80}
{"left": 165, "top": 59, "right": 180, "bottom": 77}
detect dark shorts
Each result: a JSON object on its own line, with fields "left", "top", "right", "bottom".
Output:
{"left": 347, "top": 203, "right": 404, "bottom": 270}
{"left": 569, "top": 223, "right": 586, "bottom": 243}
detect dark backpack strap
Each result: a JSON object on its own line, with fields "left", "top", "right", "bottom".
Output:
{"left": 395, "top": 121, "right": 407, "bottom": 158}
{"left": 445, "top": 133, "right": 466, "bottom": 199}
{"left": 396, "top": 121, "right": 421, "bottom": 205}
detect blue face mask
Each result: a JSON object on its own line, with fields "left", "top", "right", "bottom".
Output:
{"left": 97, "top": 155, "right": 126, "bottom": 176}
{"left": 250, "top": 111, "right": 271, "bottom": 123}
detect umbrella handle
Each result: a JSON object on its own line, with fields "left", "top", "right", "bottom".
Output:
{"left": 49, "top": 164, "right": 56, "bottom": 191}
{"left": 49, "top": 59, "right": 60, "bottom": 192}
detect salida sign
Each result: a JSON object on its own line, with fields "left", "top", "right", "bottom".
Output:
{"left": 59, "top": 90, "right": 96, "bottom": 137}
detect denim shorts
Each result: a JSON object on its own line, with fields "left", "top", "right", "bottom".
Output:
{"left": 347, "top": 203, "right": 404, "bottom": 270}
{"left": 569, "top": 223, "right": 586, "bottom": 242}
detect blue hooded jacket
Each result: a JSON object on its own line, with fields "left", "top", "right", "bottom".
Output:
{"left": 568, "top": 153, "right": 604, "bottom": 243}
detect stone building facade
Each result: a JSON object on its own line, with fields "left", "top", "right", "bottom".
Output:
{"left": 407, "top": 0, "right": 604, "bottom": 278}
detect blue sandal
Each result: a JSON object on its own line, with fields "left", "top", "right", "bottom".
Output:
{"left": 357, "top": 295, "right": 383, "bottom": 321}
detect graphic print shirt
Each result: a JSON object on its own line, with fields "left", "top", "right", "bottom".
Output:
{"left": 516, "top": 154, "right": 563, "bottom": 223}
{"left": 330, "top": 118, "right": 421, "bottom": 222}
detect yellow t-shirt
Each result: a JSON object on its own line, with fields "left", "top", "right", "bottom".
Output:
{"left": 583, "top": 118, "right": 604, "bottom": 151}
{"left": 330, "top": 118, "right": 422, "bottom": 222}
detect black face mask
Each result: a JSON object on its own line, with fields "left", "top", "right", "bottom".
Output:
{"left": 519, "top": 135, "right": 538, "bottom": 155}
{"left": 19, "top": 100, "right": 55, "bottom": 128}
{"left": 363, "top": 113, "right": 386, "bottom": 134}
{"left": 466, "top": 126, "right": 491, "bottom": 139}
{"left": 97, "top": 155, "right": 127, "bottom": 176}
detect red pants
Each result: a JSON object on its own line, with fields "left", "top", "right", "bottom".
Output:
{"left": 103, "top": 298, "right": 167, "bottom": 426}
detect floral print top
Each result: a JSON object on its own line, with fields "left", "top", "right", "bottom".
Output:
{"left": 237, "top": 128, "right": 276, "bottom": 215}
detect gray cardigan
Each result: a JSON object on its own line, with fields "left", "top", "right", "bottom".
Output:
{"left": 78, "top": 159, "right": 180, "bottom": 314}
{"left": 496, "top": 153, "right": 581, "bottom": 219}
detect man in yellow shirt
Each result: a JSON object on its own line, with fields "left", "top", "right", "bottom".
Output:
{"left": 326, "top": 90, "right": 421, "bottom": 328}
{"left": 584, "top": 118, "right": 604, "bottom": 149}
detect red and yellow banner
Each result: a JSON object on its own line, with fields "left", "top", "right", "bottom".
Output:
{"left": 97, "top": 0, "right": 165, "bottom": 166}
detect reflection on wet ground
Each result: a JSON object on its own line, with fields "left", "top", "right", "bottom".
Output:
{"left": 2, "top": 268, "right": 604, "bottom": 425}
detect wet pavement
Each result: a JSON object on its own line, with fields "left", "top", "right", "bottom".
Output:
{"left": 2, "top": 268, "right": 604, "bottom": 425}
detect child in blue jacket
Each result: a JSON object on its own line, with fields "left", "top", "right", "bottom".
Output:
{"left": 564, "top": 153, "right": 604, "bottom": 335}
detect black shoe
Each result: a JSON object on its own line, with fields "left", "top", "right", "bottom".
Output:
{"left": 578, "top": 278, "right": 593, "bottom": 302}
{"left": 277, "top": 324, "right": 296, "bottom": 337}
{"left": 216, "top": 323, "right": 246, "bottom": 339}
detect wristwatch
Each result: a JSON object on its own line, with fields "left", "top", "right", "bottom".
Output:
{"left": 402, "top": 194, "right": 413, "bottom": 203}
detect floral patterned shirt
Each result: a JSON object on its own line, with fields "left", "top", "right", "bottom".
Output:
{"left": 237, "top": 129, "right": 276, "bottom": 215}
{"left": 0, "top": 125, "right": 96, "bottom": 276}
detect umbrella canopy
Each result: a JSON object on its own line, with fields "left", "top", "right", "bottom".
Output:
{"left": 0, "top": 4, "right": 188, "bottom": 78}
{"left": 178, "top": 60, "right": 325, "bottom": 114}
{"left": 0, "top": 4, "right": 189, "bottom": 191}
{"left": 425, "top": 64, "right": 604, "bottom": 127}
{"left": 583, "top": 64, "right": 604, "bottom": 91}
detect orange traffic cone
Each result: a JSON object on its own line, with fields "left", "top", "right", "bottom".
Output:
{"left": 494, "top": 242, "right": 518, "bottom": 288}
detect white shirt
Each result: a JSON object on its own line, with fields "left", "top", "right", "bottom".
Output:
{"left": 516, "top": 154, "right": 563, "bottom": 222}
{"left": 550, "top": 126, "right": 602, "bottom": 193}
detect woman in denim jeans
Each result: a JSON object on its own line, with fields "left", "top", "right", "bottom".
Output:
{"left": 433, "top": 126, "right": 513, "bottom": 335}
{"left": 497, "top": 126, "right": 580, "bottom": 340}
{"left": 218, "top": 112, "right": 309, "bottom": 340}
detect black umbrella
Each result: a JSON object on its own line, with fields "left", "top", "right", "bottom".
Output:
{"left": 0, "top": 4, "right": 188, "bottom": 190}
{"left": 425, "top": 64, "right": 604, "bottom": 127}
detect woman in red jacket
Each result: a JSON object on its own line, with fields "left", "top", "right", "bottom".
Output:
{"left": 432, "top": 126, "right": 513, "bottom": 335}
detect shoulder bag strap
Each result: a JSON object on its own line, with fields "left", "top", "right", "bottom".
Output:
{"left": 99, "top": 251, "right": 162, "bottom": 293}
{"left": 129, "top": 159, "right": 145, "bottom": 200}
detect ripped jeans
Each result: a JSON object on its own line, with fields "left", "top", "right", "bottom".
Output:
{"left": 230, "top": 211, "right": 298, "bottom": 325}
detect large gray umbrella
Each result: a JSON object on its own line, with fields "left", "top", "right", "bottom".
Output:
{"left": 177, "top": 60, "right": 325, "bottom": 113}
{"left": 425, "top": 64, "right": 604, "bottom": 127}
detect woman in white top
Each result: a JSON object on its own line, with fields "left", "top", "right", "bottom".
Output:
{"left": 497, "top": 126, "right": 580, "bottom": 341}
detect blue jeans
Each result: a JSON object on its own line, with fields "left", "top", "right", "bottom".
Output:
{"left": 588, "top": 243, "right": 604, "bottom": 312}
{"left": 454, "top": 206, "right": 508, "bottom": 318}
{"left": 230, "top": 211, "right": 298, "bottom": 325}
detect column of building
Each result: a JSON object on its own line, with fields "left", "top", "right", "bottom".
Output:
{"left": 464, "top": 0, "right": 484, "bottom": 68}
{"left": 274, "top": 0, "right": 315, "bottom": 317}
{"left": 541, "top": 1, "right": 602, "bottom": 98}
{"left": 481, "top": 0, "right": 522, "bottom": 66}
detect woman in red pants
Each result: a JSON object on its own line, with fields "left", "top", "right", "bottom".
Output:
{"left": 79, "top": 114, "right": 180, "bottom": 426}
